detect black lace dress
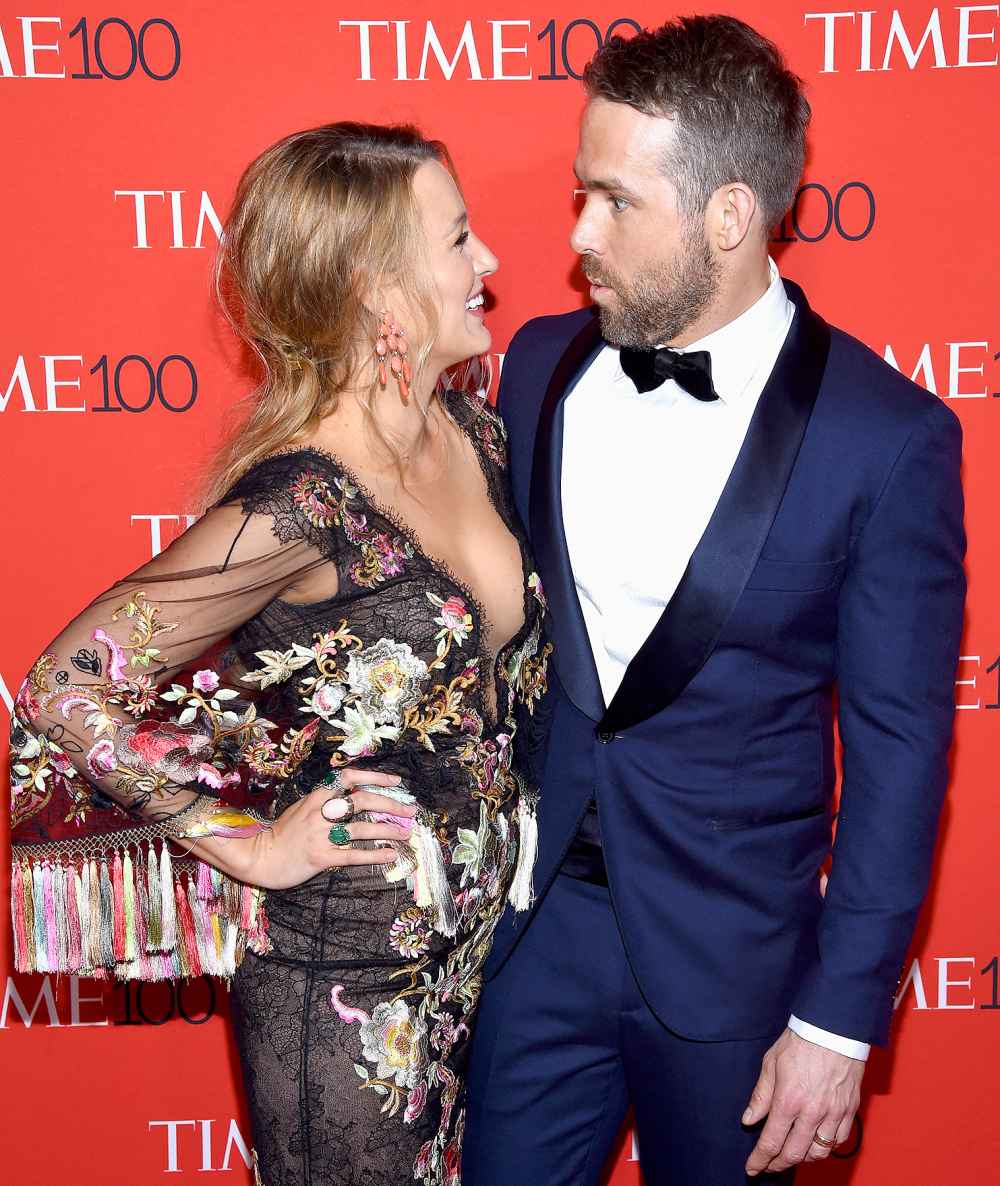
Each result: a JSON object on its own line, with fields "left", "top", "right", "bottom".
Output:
{"left": 8, "top": 391, "right": 551, "bottom": 1186}
{"left": 222, "top": 395, "right": 551, "bottom": 1186}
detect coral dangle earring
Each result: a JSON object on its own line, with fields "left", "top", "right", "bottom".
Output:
{"left": 375, "top": 312, "right": 412, "bottom": 403}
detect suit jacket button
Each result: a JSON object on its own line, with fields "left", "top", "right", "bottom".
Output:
{"left": 596, "top": 729, "right": 615, "bottom": 743}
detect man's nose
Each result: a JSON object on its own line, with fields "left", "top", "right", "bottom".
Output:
{"left": 570, "top": 209, "right": 599, "bottom": 257}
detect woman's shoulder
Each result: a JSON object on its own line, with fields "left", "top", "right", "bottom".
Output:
{"left": 217, "top": 446, "right": 346, "bottom": 510}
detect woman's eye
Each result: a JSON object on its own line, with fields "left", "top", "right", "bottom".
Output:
{"left": 455, "top": 230, "right": 470, "bottom": 248}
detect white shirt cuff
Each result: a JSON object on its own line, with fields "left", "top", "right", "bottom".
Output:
{"left": 788, "top": 1015, "right": 870, "bottom": 1061}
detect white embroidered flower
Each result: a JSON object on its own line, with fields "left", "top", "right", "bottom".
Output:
{"left": 346, "top": 639, "right": 428, "bottom": 726}
{"left": 329, "top": 704, "right": 400, "bottom": 757}
{"left": 306, "top": 682, "right": 347, "bottom": 722}
{"left": 358, "top": 999, "right": 428, "bottom": 1089}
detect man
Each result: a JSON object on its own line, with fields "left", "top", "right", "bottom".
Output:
{"left": 463, "top": 15, "right": 965, "bottom": 1186}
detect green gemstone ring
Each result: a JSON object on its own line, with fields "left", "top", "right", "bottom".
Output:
{"left": 327, "top": 824, "right": 352, "bottom": 846}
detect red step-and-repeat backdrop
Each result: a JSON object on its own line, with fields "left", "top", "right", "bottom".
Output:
{"left": 2, "top": 2, "right": 997, "bottom": 1183}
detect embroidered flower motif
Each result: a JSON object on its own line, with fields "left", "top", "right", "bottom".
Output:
{"left": 430, "top": 1013, "right": 466, "bottom": 1060}
{"left": 346, "top": 639, "right": 428, "bottom": 725}
{"left": 121, "top": 675, "right": 158, "bottom": 715}
{"left": 114, "top": 718, "right": 212, "bottom": 783}
{"left": 428, "top": 592, "right": 473, "bottom": 656}
{"left": 290, "top": 471, "right": 342, "bottom": 527}
{"left": 351, "top": 532, "right": 413, "bottom": 589}
{"left": 389, "top": 907, "right": 433, "bottom": 959}
{"left": 414, "top": 1140, "right": 433, "bottom": 1179}
{"left": 192, "top": 669, "right": 220, "bottom": 695}
{"left": 528, "top": 571, "right": 546, "bottom": 610}
{"left": 328, "top": 703, "right": 400, "bottom": 757}
{"left": 358, "top": 999, "right": 428, "bottom": 1089}
{"left": 87, "top": 738, "right": 116, "bottom": 777}
{"left": 306, "top": 682, "right": 347, "bottom": 722}
{"left": 196, "top": 762, "right": 241, "bottom": 790}
{"left": 474, "top": 410, "right": 507, "bottom": 469}
{"left": 403, "top": 1080, "right": 428, "bottom": 1125}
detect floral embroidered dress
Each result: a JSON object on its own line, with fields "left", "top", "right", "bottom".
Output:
{"left": 8, "top": 391, "right": 551, "bottom": 1186}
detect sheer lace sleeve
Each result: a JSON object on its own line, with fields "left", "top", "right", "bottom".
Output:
{"left": 11, "top": 497, "right": 332, "bottom": 830}
{"left": 8, "top": 455, "right": 340, "bottom": 981}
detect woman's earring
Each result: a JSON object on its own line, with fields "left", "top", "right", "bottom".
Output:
{"left": 375, "top": 312, "right": 412, "bottom": 403}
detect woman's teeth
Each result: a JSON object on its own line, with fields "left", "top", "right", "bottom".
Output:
{"left": 465, "top": 294, "right": 485, "bottom": 311}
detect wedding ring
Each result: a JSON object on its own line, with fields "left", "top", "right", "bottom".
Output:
{"left": 327, "top": 824, "right": 352, "bottom": 846}
{"left": 812, "top": 1131, "right": 838, "bottom": 1149}
{"left": 322, "top": 796, "right": 355, "bottom": 823}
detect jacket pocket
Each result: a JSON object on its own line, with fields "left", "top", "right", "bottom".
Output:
{"left": 708, "top": 803, "right": 829, "bottom": 831}
{"left": 744, "top": 556, "right": 846, "bottom": 593}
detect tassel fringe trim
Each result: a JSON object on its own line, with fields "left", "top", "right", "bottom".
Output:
{"left": 508, "top": 793, "right": 539, "bottom": 912}
{"left": 10, "top": 838, "right": 270, "bottom": 982}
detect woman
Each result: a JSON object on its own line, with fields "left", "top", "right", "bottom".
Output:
{"left": 9, "top": 123, "right": 551, "bottom": 1186}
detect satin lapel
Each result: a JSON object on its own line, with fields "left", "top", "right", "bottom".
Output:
{"left": 600, "top": 282, "right": 832, "bottom": 734}
{"left": 529, "top": 312, "right": 606, "bottom": 722}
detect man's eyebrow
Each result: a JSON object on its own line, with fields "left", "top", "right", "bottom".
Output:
{"left": 574, "top": 171, "right": 641, "bottom": 200}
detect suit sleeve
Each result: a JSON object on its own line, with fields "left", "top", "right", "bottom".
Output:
{"left": 790, "top": 399, "right": 966, "bottom": 1046}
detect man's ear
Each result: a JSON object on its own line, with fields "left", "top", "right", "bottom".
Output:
{"left": 709, "top": 182, "right": 759, "bottom": 252}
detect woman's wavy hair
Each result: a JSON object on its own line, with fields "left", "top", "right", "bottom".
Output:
{"left": 203, "top": 121, "right": 482, "bottom": 509}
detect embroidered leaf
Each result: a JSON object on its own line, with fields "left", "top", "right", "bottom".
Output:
{"left": 177, "top": 706, "right": 198, "bottom": 726}
{"left": 353, "top": 1063, "right": 369, "bottom": 1080}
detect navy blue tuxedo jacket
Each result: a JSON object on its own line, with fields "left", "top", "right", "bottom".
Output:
{"left": 487, "top": 280, "right": 965, "bottom": 1047}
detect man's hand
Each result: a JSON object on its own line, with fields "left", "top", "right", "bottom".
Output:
{"left": 742, "top": 1028, "right": 865, "bottom": 1176}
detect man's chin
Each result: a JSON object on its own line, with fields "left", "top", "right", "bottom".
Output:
{"left": 595, "top": 307, "right": 643, "bottom": 349}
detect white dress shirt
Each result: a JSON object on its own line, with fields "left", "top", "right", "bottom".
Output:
{"left": 560, "top": 259, "right": 869, "bottom": 1061}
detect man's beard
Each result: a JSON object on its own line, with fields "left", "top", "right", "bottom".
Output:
{"left": 584, "top": 226, "right": 721, "bottom": 348}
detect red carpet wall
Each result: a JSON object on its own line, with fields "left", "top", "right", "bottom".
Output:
{"left": 1, "top": 2, "right": 997, "bottom": 1182}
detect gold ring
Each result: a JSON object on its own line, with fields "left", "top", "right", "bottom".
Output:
{"left": 812, "top": 1131, "right": 838, "bottom": 1149}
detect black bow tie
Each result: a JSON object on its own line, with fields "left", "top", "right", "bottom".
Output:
{"left": 619, "top": 345, "right": 718, "bottom": 401}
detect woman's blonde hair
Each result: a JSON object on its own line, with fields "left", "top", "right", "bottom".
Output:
{"left": 203, "top": 121, "right": 465, "bottom": 509}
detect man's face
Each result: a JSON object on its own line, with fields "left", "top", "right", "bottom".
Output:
{"left": 571, "top": 97, "right": 719, "bottom": 347}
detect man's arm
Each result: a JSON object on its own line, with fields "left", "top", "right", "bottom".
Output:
{"left": 745, "top": 397, "right": 966, "bottom": 1174}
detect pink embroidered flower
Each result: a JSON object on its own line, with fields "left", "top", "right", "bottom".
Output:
{"left": 192, "top": 669, "right": 220, "bottom": 695}
{"left": 116, "top": 719, "right": 212, "bottom": 782}
{"left": 87, "top": 738, "right": 116, "bottom": 776}
{"left": 439, "top": 596, "right": 468, "bottom": 632}
{"left": 291, "top": 471, "right": 340, "bottom": 528}
{"left": 14, "top": 676, "right": 42, "bottom": 723}
{"left": 196, "top": 763, "right": 241, "bottom": 790}
{"left": 414, "top": 1141, "right": 432, "bottom": 1179}
{"left": 403, "top": 1080, "right": 428, "bottom": 1125}
{"left": 430, "top": 1013, "right": 463, "bottom": 1058}
{"left": 372, "top": 532, "right": 409, "bottom": 577}
{"left": 441, "top": 1139, "right": 461, "bottom": 1186}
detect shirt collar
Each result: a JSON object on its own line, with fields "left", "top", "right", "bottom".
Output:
{"left": 676, "top": 258, "right": 792, "bottom": 404}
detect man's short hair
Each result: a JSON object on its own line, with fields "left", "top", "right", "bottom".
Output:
{"left": 584, "top": 15, "right": 811, "bottom": 230}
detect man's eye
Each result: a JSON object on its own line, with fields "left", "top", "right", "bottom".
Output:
{"left": 455, "top": 230, "right": 470, "bottom": 248}
{"left": 610, "top": 197, "right": 629, "bottom": 213}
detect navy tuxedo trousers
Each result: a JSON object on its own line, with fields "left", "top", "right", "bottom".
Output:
{"left": 463, "top": 873, "right": 796, "bottom": 1186}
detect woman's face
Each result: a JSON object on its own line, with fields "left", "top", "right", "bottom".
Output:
{"left": 410, "top": 159, "right": 498, "bottom": 373}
